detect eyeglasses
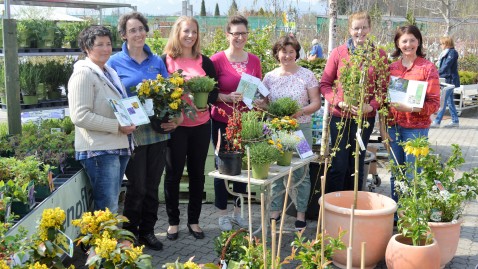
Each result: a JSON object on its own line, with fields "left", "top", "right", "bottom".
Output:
{"left": 229, "top": 32, "right": 249, "bottom": 38}
{"left": 127, "top": 26, "right": 145, "bottom": 35}
{"left": 350, "top": 26, "right": 369, "bottom": 32}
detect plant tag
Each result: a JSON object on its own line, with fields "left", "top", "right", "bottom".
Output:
{"left": 430, "top": 208, "right": 442, "bottom": 222}
{"left": 53, "top": 229, "right": 74, "bottom": 257}
{"left": 356, "top": 128, "right": 366, "bottom": 151}
{"left": 220, "top": 260, "right": 227, "bottom": 269}
{"left": 434, "top": 180, "right": 446, "bottom": 192}
{"left": 143, "top": 98, "right": 154, "bottom": 116}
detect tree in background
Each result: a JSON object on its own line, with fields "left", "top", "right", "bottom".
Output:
{"left": 200, "top": 0, "right": 207, "bottom": 16}
{"left": 228, "top": 0, "right": 238, "bottom": 16}
{"left": 214, "top": 3, "right": 220, "bottom": 16}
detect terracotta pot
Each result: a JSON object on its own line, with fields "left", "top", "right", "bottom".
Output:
{"left": 429, "top": 219, "right": 463, "bottom": 268}
{"left": 385, "top": 234, "right": 441, "bottom": 269}
{"left": 319, "top": 191, "right": 397, "bottom": 269}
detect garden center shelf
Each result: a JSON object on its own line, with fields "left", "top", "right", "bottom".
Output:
{"left": 0, "top": 47, "right": 122, "bottom": 57}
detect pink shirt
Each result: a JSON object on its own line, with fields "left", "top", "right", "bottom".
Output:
{"left": 166, "top": 55, "right": 210, "bottom": 127}
{"left": 263, "top": 67, "right": 318, "bottom": 123}
{"left": 210, "top": 51, "right": 262, "bottom": 123}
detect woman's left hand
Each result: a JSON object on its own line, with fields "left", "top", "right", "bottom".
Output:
{"left": 390, "top": 102, "right": 421, "bottom": 113}
{"left": 291, "top": 109, "right": 304, "bottom": 119}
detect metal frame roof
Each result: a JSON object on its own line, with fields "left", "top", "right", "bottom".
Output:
{"left": 1, "top": 0, "right": 135, "bottom": 10}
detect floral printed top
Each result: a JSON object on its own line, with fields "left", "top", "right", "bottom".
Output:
{"left": 263, "top": 67, "right": 318, "bottom": 124}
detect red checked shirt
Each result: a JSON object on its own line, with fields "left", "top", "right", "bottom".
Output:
{"left": 388, "top": 57, "right": 441, "bottom": 129}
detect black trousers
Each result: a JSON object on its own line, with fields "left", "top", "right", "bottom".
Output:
{"left": 211, "top": 119, "right": 247, "bottom": 210}
{"left": 123, "top": 141, "right": 167, "bottom": 236}
{"left": 325, "top": 116, "right": 375, "bottom": 193}
{"left": 164, "top": 122, "right": 211, "bottom": 225}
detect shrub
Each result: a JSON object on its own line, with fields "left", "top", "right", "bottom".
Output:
{"left": 267, "top": 97, "right": 300, "bottom": 117}
{"left": 458, "top": 70, "right": 478, "bottom": 85}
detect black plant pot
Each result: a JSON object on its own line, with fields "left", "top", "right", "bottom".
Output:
{"left": 217, "top": 151, "right": 242, "bottom": 176}
{"left": 149, "top": 115, "right": 173, "bottom": 134}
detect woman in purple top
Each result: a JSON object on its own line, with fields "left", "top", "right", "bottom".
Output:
{"left": 210, "top": 15, "right": 262, "bottom": 231}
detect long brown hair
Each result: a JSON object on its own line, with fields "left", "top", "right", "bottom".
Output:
{"left": 163, "top": 16, "right": 201, "bottom": 59}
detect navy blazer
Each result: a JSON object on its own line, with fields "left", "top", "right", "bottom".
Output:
{"left": 438, "top": 48, "right": 460, "bottom": 88}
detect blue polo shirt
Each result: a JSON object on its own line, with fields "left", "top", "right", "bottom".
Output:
{"left": 310, "top": 44, "right": 323, "bottom": 59}
{"left": 107, "top": 43, "right": 169, "bottom": 146}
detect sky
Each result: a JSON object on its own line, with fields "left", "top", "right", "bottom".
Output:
{"left": 137, "top": 0, "right": 327, "bottom": 16}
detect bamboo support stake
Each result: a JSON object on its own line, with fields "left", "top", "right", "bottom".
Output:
{"left": 271, "top": 220, "right": 277, "bottom": 269}
{"left": 261, "top": 193, "right": 267, "bottom": 269}
{"left": 277, "top": 167, "right": 293, "bottom": 260}
{"left": 319, "top": 158, "right": 329, "bottom": 266}
{"left": 246, "top": 147, "right": 253, "bottom": 242}
{"left": 361, "top": 242, "right": 366, "bottom": 269}
{"left": 346, "top": 205, "right": 355, "bottom": 269}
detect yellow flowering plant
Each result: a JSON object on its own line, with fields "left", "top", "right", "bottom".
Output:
{"left": 72, "top": 209, "right": 152, "bottom": 269}
{"left": 269, "top": 116, "right": 299, "bottom": 132}
{"left": 134, "top": 71, "right": 194, "bottom": 120}
{"left": 163, "top": 257, "right": 217, "bottom": 269}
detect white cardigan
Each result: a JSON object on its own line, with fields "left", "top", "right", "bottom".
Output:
{"left": 68, "top": 58, "right": 129, "bottom": 152}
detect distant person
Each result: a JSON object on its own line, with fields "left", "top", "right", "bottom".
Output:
{"left": 431, "top": 36, "right": 460, "bottom": 128}
{"left": 68, "top": 25, "right": 136, "bottom": 214}
{"left": 308, "top": 38, "right": 323, "bottom": 60}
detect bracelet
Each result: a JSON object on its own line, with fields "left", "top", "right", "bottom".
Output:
{"left": 411, "top": 107, "right": 414, "bottom": 113}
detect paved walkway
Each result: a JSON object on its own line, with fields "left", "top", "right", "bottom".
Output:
{"left": 7, "top": 106, "right": 474, "bottom": 268}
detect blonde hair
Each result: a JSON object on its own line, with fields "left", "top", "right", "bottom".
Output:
{"left": 440, "top": 36, "right": 454, "bottom": 48}
{"left": 348, "top": 11, "right": 371, "bottom": 28}
{"left": 163, "top": 16, "right": 201, "bottom": 59}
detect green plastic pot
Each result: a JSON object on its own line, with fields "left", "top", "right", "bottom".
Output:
{"left": 193, "top": 92, "right": 209, "bottom": 109}
{"left": 251, "top": 163, "right": 270, "bottom": 179}
{"left": 277, "top": 151, "right": 293, "bottom": 166}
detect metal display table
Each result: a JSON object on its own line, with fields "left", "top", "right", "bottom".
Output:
{"left": 208, "top": 155, "right": 318, "bottom": 234}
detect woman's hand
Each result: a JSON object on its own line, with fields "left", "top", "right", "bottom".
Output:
{"left": 338, "top": 102, "right": 373, "bottom": 115}
{"left": 291, "top": 108, "right": 305, "bottom": 119}
{"left": 119, "top": 124, "right": 136, "bottom": 135}
{"left": 390, "top": 102, "right": 421, "bottom": 113}
{"left": 229, "top": 92, "right": 243, "bottom": 103}
{"left": 253, "top": 97, "right": 268, "bottom": 109}
{"left": 160, "top": 114, "right": 184, "bottom": 132}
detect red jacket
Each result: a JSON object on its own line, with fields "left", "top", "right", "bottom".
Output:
{"left": 320, "top": 43, "right": 388, "bottom": 118}
{"left": 388, "top": 57, "right": 440, "bottom": 129}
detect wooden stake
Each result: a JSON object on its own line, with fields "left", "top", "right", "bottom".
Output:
{"left": 271, "top": 219, "right": 276, "bottom": 269}
{"left": 277, "top": 167, "right": 293, "bottom": 260}
{"left": 319, "top": 158, "right": 328, "bottom": 267}
{"left": 361, "top": 242, "right": 366, "bottom": 269}
{"left": 261, "top": 193, "right": 267, "bottom": 269}
{"left": 246, "top": 147, "right": 252, "bottom": 242}
{"left": 346, "top": 205, "right": 355, "bottom": 269}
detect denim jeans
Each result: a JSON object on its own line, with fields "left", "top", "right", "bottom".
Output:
{"left": 270, "top": 123, "right": 312, "bottom": 213}
{"left": 80, "top": 154, "right": 129, "bottom": 213}
{"left": 434, "top": 87, "right": 459, "bottom": 124}
{"left": 325, "top": 116, "right": 375, "bottom": 193}
{"left": 388, "top": 125, "right": 429, "bottom": 203}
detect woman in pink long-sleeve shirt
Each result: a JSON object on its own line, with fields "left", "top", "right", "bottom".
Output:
{"left": 319, "top": 11, "right": 388, "bottom": 193}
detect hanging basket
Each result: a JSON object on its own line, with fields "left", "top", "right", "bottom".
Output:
{"left": 219, "top": 228, "right": 248, "bottom": 267}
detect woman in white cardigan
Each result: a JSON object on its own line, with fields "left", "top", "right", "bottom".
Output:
{"left": 68, "top": 25, "right": 136, "bottom": 213}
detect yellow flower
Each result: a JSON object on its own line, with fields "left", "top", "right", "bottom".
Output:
{"left": 0, "top": 260, "right": 9, "bottom": 269}
{"left": 38, "top": 207, "right": 66, "bottom": 241}
{"left": 93, "top": 231, "right": 118, "bottom": 259}
{"left": 125, "top": 246, "right": 144, "bottom": 261}
{"left": 169, "top": 102, "right": 179, "bottom": 110}
{"left": 184, "top": 261, "right": 201, "bottom": 269}
{"left": 170, "top": 88, "right": 183, "bottom": 99}
{"left": 29, "top": 262, "right": 49, "bottom": 269}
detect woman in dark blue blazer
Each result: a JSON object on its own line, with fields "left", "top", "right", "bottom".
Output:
{"left": 432, "top": 36, "right": 460, "bottom": 128}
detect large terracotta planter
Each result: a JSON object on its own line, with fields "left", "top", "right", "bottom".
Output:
{"left": 429, "top": 219, "right": 463, "bottom": 268}
{"left": 385, "top": 234, "right": 440, "bottom": 269}
{"left": 319, "top": 191, "right": 397, "bottom": 269}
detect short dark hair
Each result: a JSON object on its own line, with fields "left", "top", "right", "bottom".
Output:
{"left": 272, "top": 35, "right": 301, "bottom": 61}
{"left": 391, "top": 25, "right": 426, "bottom": 58}
{"left": 117, "top": 11, "right": 149, "bottom": 39}
{"left": 78, "top": 25, "right": 112, "bottom": 55}
{"left": 226, "top": 15, "right": 248, "bottom": 33}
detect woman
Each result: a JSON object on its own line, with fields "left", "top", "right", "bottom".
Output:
{"left": 320, "top": 11, "right": 388, "bottom": 193}
{"left": 161, "top": 16, "right": 218, "bottom": 240}
{"left": 108, "top": 12, "right": 177, "bottom": 251}
{"left": 385, "top": 25, "right": 440, "bottom": 202}
{"left": 68, "top": 25, "right": 136, "bottom": 214}
{"left": 210, "top": 15, "right": 262, "bottom": 231}
{"left": 264, "top": 35, "right": 321, "bottom": 230}
{"left": 431, "top": 36, "right": 460, "bottom": 128}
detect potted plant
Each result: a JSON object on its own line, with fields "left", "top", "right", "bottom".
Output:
{"left": 267, "top": 97, "right": 300, "bottom": 118}
{"left": 241, "top": 111, "right": 267, "bottom": 169}
{"left": 43, "top": 59, "right": 65, "bottom": 100}
{"left": 134, "top": 72, "right": 194, "bottom": 134}
{"left": 61, "top": 21, "right": 90, "bottom": 49}
{"left": 398, "top": 142, "right": 478, "bottom": 268}
{"left": 385, "top": 137, "right": 441, "bottom": 269}
{"left": 215, "top": 104, "right": 244, "bottom": 176}
{"left": 271, "top": 130, "right": 301, "bottom": 166}
{"left": 72, "top": 209, "right": 152, "bottom": 268}
{"left": 19, "top": 60, "right": 42, "bottom": 105}
{"left": 185, "top": 75, "right": 216, "bottom": 109}
{"left": 248, "top": 141, "right": 280, "bottom": 179}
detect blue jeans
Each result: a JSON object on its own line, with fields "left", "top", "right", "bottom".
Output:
{"left": 81, "top": 154, "right": 129, "bottom": 213}
{"left": 388, "top": 125, "right": 429, "bottom": 203}
{"left": 434, "top": 87, "right": 459, "bottom": 124}
{"left": 270, "top": 123, "right": 312, "bottom": 213}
